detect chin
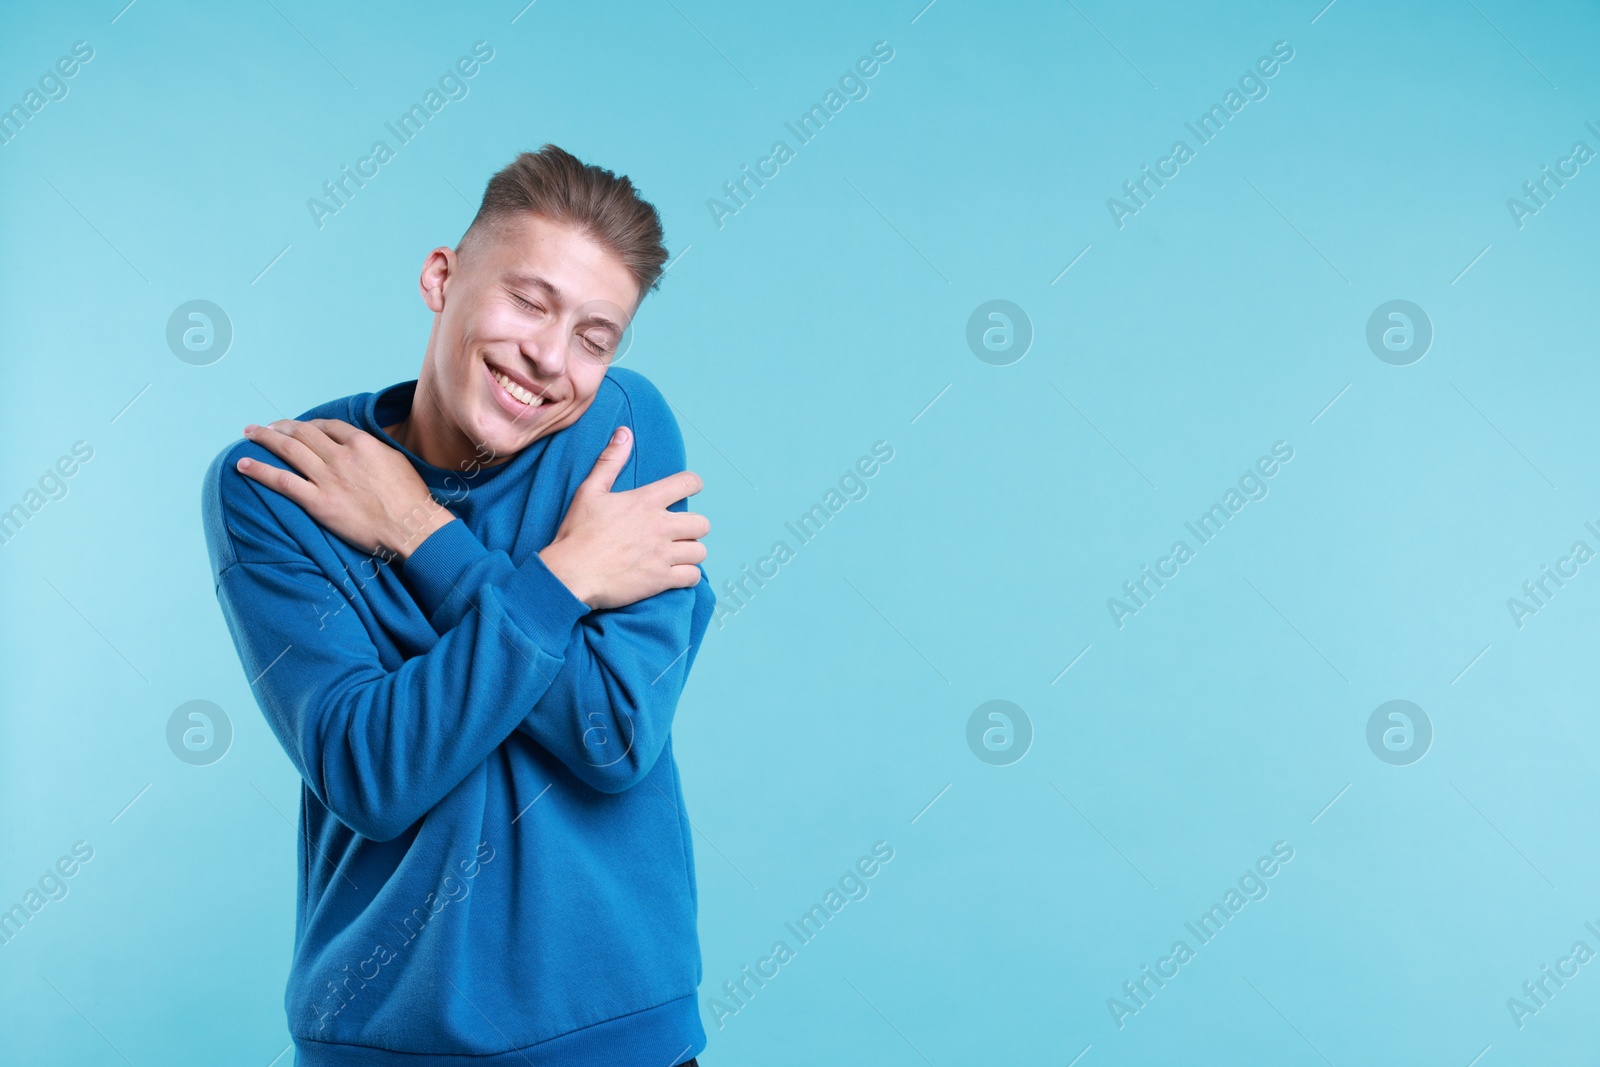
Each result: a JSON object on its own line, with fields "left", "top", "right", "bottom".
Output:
{"left": 470, "top": 416, "right": 534, "bottom": 459}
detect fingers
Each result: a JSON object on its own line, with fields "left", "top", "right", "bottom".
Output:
{"left": 639, "top": 469, "right": 704, "bottom": 508}
{"left": 667, "top": 539, "right": 708, "bottom": 566}
{"left": 235, "top": 453, "right": 317, "bottom": 508}
{"left": 579, "top": 426, "right": 634, "bottom": 495}
{"left": 244, "top": 419, "right": 335, "bottom": 476}
{"left": 307, "top": 418, "right": 362, "bottom": 445}
{"left": 273, "top": 419, "right": 341, "bottom": 462}
{"left": 666, "top": 510, "right": 711, "bottom": 540}
{"left": 667, "top": 563, "right": 704, "bottom": 589}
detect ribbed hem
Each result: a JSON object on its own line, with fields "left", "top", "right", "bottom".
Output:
{"left": 398, "top": 519, "right": 490, "bottom": 618}
{"left": 497, "top": 546, "right": 591, "bottom": 652}
{"left": 400, "top": 519, "right": 591, "bottom": 651}
{"left": 291, "top": 993, "right": 705, "bottom": 1067}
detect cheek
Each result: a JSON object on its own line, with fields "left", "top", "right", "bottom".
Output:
{"left": 476, "top": 305, "right": 522, "bottom": 335}
{"left": 453, "top": 306, "right": 518, "bottom": 361}
{"left": 568, "top": 364, "right": 608, "bottom": 405}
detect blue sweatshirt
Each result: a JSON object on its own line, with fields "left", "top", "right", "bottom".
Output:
{"left": 199, "top": 367, "right": 714, "bottom": 1066}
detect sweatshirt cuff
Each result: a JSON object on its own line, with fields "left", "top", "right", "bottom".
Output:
{"left": 499, "top": 547, "right": 592, "bottom": 654}
{"left": 399, "top": 518, "right": 489, "bottom": 619}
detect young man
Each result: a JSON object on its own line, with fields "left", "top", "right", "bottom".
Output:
{"left": 200, "top": 146, "right": 714, "bottom": 1066}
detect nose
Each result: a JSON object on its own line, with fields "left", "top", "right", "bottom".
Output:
{"left": 520, "top": 318, "right": 568, "bottom": 379}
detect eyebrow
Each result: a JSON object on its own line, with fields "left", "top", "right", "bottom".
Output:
{"left": 579, "top": 309, "right": 624, "bottom": 334}
{"left": 501, "top": 272, "right": 561, "bottom": 302}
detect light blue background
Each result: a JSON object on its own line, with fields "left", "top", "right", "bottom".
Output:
{"left": 3, "top": 0, "right": 1599, "bottom": 1063}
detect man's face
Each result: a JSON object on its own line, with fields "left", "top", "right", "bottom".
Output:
{"left": 418, "top": 212, "right": 640, "bottom": 461}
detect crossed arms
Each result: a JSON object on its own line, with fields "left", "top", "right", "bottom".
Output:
{"left": 207, "top": 412, "right": 710, "bottom": 841}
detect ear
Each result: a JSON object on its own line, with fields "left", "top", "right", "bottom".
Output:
{"left": 419, "top": 246, "right": 457, "bottom": 313}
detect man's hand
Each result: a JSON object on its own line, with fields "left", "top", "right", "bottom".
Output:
{"left": 236, "top": 419, "right": 452, "bottom": 561}
{"left": 538, "top": 426, "right": 709, "bottom": 610}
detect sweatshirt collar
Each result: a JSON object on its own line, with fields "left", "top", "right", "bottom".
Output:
{"left": 360, "top": 379, "right": 544, "bottom": 492}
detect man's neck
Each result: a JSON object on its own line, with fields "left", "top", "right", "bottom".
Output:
{"left": 386, "top": 379, "right": 508, "bottom": 473}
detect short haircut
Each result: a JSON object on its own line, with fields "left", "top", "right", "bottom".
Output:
{"left": 458, "top": 145, "right": 669, "bottom": 300}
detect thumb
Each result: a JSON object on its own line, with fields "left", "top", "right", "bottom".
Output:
{"left": 580, "top": 426, "right": 633, "bottom": 494}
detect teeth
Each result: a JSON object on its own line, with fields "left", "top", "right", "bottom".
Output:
{"left": 492, "top": 369, "right": 545, "bottom": 406}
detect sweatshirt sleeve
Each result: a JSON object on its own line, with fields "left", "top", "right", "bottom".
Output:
{"left": 395, "top": 379, "right": 712, "bottom": 794}
{"left": 206, "top": 456, "right": 591, "bottom": 842}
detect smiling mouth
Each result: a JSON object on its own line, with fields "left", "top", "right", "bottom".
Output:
{"left": 488, "top": 364, "right": 549, "bottom": 408}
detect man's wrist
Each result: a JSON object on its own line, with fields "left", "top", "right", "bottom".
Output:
{"left": 389, "top": 500, "right": 456, "bottom": 561}
{"left": 538, "top": 541, "right": 593, "bottom": 608}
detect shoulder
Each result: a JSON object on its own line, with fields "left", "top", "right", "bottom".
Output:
{"left": 199, "top": 439, "right": 294, "bottom": 575}
{"left": 574, "top": 368, "right": 687, "bottom": 492}
{"left": 198, "top": 390, "right": 368, "bottom": 574}
{"left": 597, "top": 367, "right": 682, "bottom": 448}
{"left": 599, "top": 367, "right": 673, "bottom": 424}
